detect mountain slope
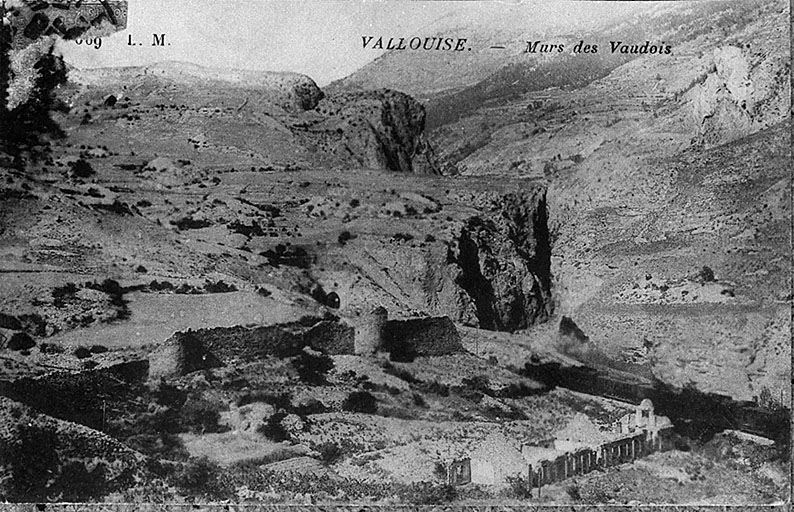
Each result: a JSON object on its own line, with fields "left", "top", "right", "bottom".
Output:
{"left": 332, "top": 0, "right": 791, "bottom": 402}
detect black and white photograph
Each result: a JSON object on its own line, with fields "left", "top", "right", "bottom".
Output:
{"left": 0, "top": 0, "right": 790, "bottom": 506}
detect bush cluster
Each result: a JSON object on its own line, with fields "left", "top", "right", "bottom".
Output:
{"left": 292, "top": 350, "right": 334, "bottom": 385}
{"left": 342, "top": 391, "right": 378, "bottom": 414}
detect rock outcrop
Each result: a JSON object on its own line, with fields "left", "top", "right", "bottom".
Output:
{"left": 689, "top": 45, "right": 790, "bottom": 147}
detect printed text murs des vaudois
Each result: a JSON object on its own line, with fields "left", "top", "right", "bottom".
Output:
{"left": 361, "top": 36, "right": 673, "bottom": 55}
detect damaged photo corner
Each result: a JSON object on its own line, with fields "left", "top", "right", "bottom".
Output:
{"left": 0, "top": 0, "right": 790, "bottom": 508}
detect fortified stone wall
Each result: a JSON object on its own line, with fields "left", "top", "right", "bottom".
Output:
{"left": 382, "top": 316, "right": 464, "bottom": 356}
{"left": 353, "top": 306, "right": 387, "bottom": 355}
{"left": 152, "top": 316, "right": 358, "bottom": 370}
{"left": 304, "top": 319, "right": 355, "bottom": 355}
{"left": 199, "top": 324, "right": 306, "bottom": 361}
{"left": 148, "top": 330, "right": 223, "bottom": 380}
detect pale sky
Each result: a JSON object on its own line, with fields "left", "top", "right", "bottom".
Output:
{"left": 56, "top": 1, "right": 658, "bottom": 86}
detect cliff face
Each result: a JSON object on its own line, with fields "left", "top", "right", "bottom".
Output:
{"left": 688, "top": 45, "right": 790, "bottom": 147}
{"left": 323, "top": 185, "right": 554, "bottom": 332}
{"left": 304, "top": 89, "right": 441, "bottom": 173}
{"left": 444, "top": 192, "right": 553, "bottom": 331}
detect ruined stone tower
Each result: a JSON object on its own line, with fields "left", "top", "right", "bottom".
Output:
{"left": 354, "top": 306, "right": 387, "bottom": 355}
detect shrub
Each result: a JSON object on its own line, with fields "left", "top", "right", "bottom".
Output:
{"left": 204, "top": 280, "right": 237, "bottom": 293}
{"left": 7, "top": 332, "right": 35, "bottom": 351}
{"left": 171, "top": 217, "right": 212, "bottom": 231}
{"left": 504, "top": 475, "right": 532, "bottom": 499}
{"left": 382, "top": 363, "right": 417, "bottom": 383}
{"left": 90, "top": 278, "right": 125, "bottom": 296}
{"left": 342, "top": 391, "right": 378, "bottom": 414}
{"left": 231, "top": 447, "right": 297, "bottom": 469}
{"left": 52, "top": 282, "right": 78, "bottom": 300}
{"left": 565, "top": 484, "right": 582, "bottom": 501}
{"left": 412, "top": 392, "right": 427, "bottom": 407}
{"left": 391, "top": 232, "right": 414, "bottom": 242}
{"left": 89, "top": 344, "right": 108, "bottom": 354}
{"left": 0, "top": 313, "right": 22, "bottom": 330}
{"left": 317, "top": 442, "right": 343, "bottom": 465}
{"left": 180, "top": 397, "right": 226, "bottom": 434}
{"left": 125, "top": 432, "right": 189, "bottom": 461}
{"left": 698, "top": 265, "right": 715, "bottom": 282}
{"left": 38, "top": 342, "right": 64, "bottom": 354}
{"left": 73, "top": 346, "right": 92, "bottom": 359}
{"left": 169, "top": 456, "right": 231, "bottom": 498}
{"left": 17, "top": 313, "right": 47, "bottom": 336}
{"left": 69, "top": 159, "right": 94, "bottom": 178}
{"left": 338, "top": 230, "right": 354, "bottom": 245}
{"left": 148, "top": 280, "right": 174, "bottom": 291}
{"left": 174, "top": 283, "right": 200, "bottom": 294}
{"left": 291, "top": 398, "right": 328, "bottom": 416}
{"left": 292, "top": 349, "right": 334, "bottom": 385}
{"left": 256, "top": 412, "right": 290, "bottom": 442}
{"left": 418, "top": 380, "right": 450, "bottom": 397}
{"left": 462, "top": 375, "right": 492, "bottom": 395}
{"left": 153, "top": 382, "right": 187, "bottom": 409}
{"left": 400, "top": 482, "right": 457, "bottom": 505}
